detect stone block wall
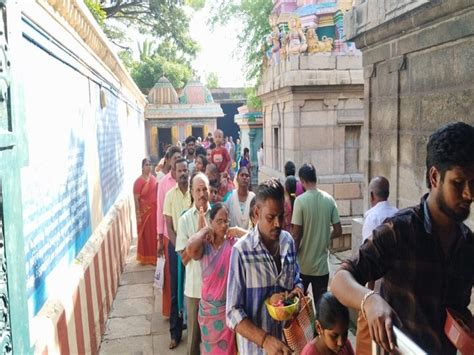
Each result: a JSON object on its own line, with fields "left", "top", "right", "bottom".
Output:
{"left": 346, "top": 0, "right": 474, "bottom": 229}
{"left": 258, "top": 54, "right": 365, "bottom": 233}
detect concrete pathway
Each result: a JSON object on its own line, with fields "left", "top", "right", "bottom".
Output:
{"left": 99, "top": 239, "right": 187, "bottom": 355}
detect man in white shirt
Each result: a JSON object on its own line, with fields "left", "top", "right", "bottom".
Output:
{"left": 357, "top": 175, "right": 398, "bottom": 354}
{"left": 257, "top": 142, "right": 264, "bottom": 171}
{"left": 175, "top": 172, "right": 211, "bottom": 355}
{"left": 225, "top": 166, "right": 255, "bottom": 229}
{"left": 362, "top": 176, "right": 398, "bottom": 242}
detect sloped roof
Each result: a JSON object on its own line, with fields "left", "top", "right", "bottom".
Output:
{"left": 147, "top": 77, "right": 179, "bottom": 105}
{"left": 179, "top": 79, "right": 214, "bottom": 104}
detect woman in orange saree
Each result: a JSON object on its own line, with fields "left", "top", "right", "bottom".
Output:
{"left": 133, "top": 158, "right": 158, "bottom": 265}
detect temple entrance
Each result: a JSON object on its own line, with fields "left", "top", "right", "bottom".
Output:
{"left": 158, "top": 127, "right": 172, "bottom": 159}
{"left": 192, "top": 126, "right": 203, "bottom": 140}
{"left": 217, "top": 103, "right": 242, "bottom": 141}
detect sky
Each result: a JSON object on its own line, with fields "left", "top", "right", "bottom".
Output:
{"left": 188, "top": 3, "right": 247, "bottom": 88}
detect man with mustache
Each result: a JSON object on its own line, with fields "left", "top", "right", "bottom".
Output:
{"left": 225, "top": 166, "right": 255, "bottom": 229}
{"left": 176, "top": 172, "right": 211, "bottom": 355}
{"left": 163, "top": 158, "right": 191, "bottom": 349}
{"left": 185, "top": 135, "right": 197, "bottom": 175}
{"left": 332, "top": 122, "right": 474, "bottom": 354}
{"left": 226, "top": 178, "right": 303, "bottom": 355}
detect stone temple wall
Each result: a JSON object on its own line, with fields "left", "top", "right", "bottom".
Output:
{"left": 258, "top": 52, "right": 364, "bottom": 251}
{"left": 258, "top": 54, "right": 364, "bottom": 226}
{"left": 345, "top": 0, "right": 474, "bottom": 233}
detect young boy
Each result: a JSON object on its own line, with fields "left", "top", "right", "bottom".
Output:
{"left": 211, "top": 129, "right": 231, "bottom": 174}
{"left": 209, "top": 180, "right": 221, "bottom": 205}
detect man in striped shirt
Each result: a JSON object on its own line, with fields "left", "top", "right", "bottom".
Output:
{"left": 226, "top": 178, "right": 303, "bottom": 354}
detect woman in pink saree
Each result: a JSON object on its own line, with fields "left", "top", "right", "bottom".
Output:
{"left": 133, "top": 158, "right": 158, "bottom": 265}
{"left": 186, "top": 203, "right": 247, "bottom": 354}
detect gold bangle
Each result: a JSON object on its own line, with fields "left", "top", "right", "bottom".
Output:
{"left": 361, "top": 290, "right": 377, "bottom": 320}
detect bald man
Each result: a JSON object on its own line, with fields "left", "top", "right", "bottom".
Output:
{"left": 361, "top": 176, "right": 398, "bottom": 241}
{"left": 357, "top": 176, "right": 398, "bottom": 354}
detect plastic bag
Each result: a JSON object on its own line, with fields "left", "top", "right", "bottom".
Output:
{"left": 154, "top": 257, "right": 165, "bottom": 291}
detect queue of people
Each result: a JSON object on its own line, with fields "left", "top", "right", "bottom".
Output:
{"left": 132, "top": 122, "right": 474, "bottom": 355}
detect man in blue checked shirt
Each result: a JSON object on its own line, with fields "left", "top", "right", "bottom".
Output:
{"left": 226, "top": 178, "right": 303, "bottom": 354}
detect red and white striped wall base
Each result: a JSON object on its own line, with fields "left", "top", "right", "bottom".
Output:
{"left": 31, "top": 195, "right": 135, "bottom": 354}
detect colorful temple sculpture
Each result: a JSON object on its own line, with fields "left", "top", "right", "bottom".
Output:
{"left": 265, "top": 0, "right": 357, "bottom": 65}
{"left": 145, "top": 77, "right": 224, "bottom": 160}
{"left": 258, "top": 0, "right": 363, "bottom": 251}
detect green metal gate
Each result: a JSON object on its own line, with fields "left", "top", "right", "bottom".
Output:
{"left": 0, "top": 0, "right": 31, "bottom": 353}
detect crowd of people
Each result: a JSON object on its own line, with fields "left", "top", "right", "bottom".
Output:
{"left": 132, "top": 122, "right": 474, "bottom": 355}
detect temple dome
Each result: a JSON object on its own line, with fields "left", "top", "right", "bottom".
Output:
{"left": 147, "top": 77, "right": 179, "bottom": 104}
{"left": 179, "top": 79, "right": 214, "bottom": 104}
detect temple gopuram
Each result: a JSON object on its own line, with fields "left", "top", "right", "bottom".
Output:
{"left": 145, "top": 77, "right": 224, "bottom": 160}
{"left": 258, "top": 0, "right": 363, "bottom": 249}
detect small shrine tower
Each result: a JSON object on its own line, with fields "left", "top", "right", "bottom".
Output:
{"left": 145, "top": 77, "right": 224, "bottom": 160}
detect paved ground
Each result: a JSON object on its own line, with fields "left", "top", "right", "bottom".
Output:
{"left": 99, "top": 239, "right": 354, "bottom": 354}
{"left": 99, "top": 240, "right": 187, "bottom": 355}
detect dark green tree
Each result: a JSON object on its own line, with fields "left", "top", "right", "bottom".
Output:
{"left": 121, "top": 40, "right": 193, "bottom": 93}
{"left": 85, "top": 0, "right": 200, "bottom": 57}
{"left": 244, "top": 87, "right": 262, "bottom": 110}
{"left": 206, "top": 72, "right": 220, "bottom": 89}
{"left": 130, "top": 55, "right": 192, "bottom": 93}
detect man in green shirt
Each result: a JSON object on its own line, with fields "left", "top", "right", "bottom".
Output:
{"left": 291, "top": 163, "right": 342, "bottom": 305}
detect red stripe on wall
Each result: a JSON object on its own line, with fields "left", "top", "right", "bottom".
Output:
{"left": 115, "top": 216, "right": 123, "bottom": 277}
{"left": 112, "top": 221, "right": 120, "bottom": 287}
{"left": 72, "top": 289, "right": 86, "bottom": 354}
{"left": 115, "top": 216, "right": 124, "bottom": 274}
{"left": 101, "top": 243, "right": 111, "bottom": 314}
{"left": 84, "top": 268, "right": 98, "bottom": 354}
{"left": 125, "top": 201, "right": 132, "bottom": 259}
{"left": 121, "top": 215, "right": 128, "bottom": 272}
{"left": 108, "top": 226, "right": 116, "bottom": 297}
{"left": 112, "top": 221, "right": 119, "bottom": 289}
{"left": 93, "top": 254, "right": 105, "bottom": 334}
{"left": 57, "top": 311, "right": 70, "bottom": 355}
{"left": 106, "top": 229, "right": 115, "bottom": 296}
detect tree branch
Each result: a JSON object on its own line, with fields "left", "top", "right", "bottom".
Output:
{"left": 114, "top": 14, "right": 154, "bottom": 28}
{"left": 102, "top": 0, "right": 146, "bottom": 18}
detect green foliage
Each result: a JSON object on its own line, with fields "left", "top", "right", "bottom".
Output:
{"left": 97, "top": 1, "right": 199, "bottom": 58}
{"left": 102, "top": 24, "right": 128, "bottom": 43}
{"left": 84, "top": 1, "right": 199, "bottom": 94}
{"left": 138, "top": 39, "right": 156, "bottom": 61}
{"left": 185, "top": 0, "right": 206, "bottom": 10}
{"left": 117, "top": 50, "right": 134, "bottom": 70}
{"left": 131, "top": 57, "right": 192, "bottom": 92}
{"left": 206, "top": 72, "right": 220, "bottom": 89}
{"left": 209, "top": 0, "right": 273, "bottom": 82}
{"left": 244, "top": 87, "right": 262, "bottom": 110}
{"left": 84, "top": 0, "right": 106, "bottom": 26}
{"left": 128, "top": 40, "right": 193, "bottom": 93}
